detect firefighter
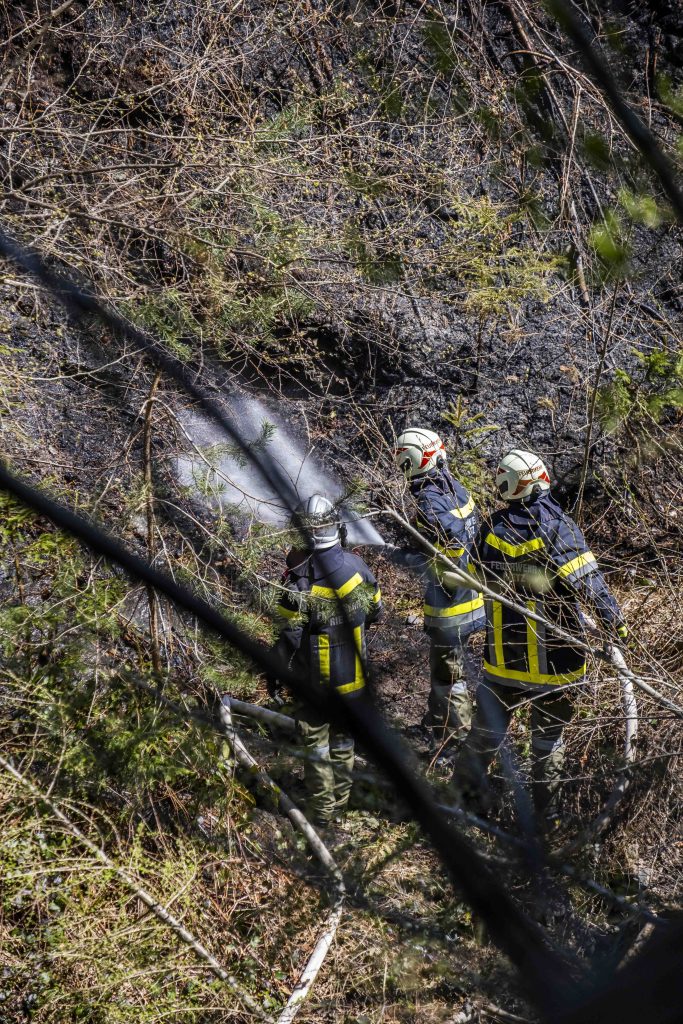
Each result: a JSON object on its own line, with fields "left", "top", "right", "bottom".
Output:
{"left": 271, "top": 494, "right": 382, "bottom": 827}
{"left": 452, "top": 448, "right": 627, "bottom": 824}
{"left": 391, "top": 428, "right": 485, "bottom": 756}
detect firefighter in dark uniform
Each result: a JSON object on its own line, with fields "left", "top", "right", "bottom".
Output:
{"left": 453, "top": 449, "right": 627, "bottom": 822}
{"left": 272, "top": 494, "right": 382, "bottom": 826}
{"left": 391, "top": 428, "right": 485, "bottom": 755}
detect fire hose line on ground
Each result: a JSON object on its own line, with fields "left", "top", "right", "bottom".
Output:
{"left": 225, "top": 695, "right": 657, "bottom": 923}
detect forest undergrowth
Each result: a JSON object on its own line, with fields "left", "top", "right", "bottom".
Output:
{"left": 1, "top": 1, "right": 682, "bottom": 1021}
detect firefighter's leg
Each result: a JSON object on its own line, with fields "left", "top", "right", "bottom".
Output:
{"left": 452, "top": 681, "right": 517, "bottom": 799}
{"left": 428, "top": 638, "right": 472, "bottom": 749}
{"left": 296, "top": 705, "right": 336, "bottom": 826}
{"left": 530, "top": 690, "right": 574, "bottom": 819}
{"left": 329, "top": 725, "right": 355, "bottom": 818}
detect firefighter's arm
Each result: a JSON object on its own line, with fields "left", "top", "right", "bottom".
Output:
{"left": 547, "top": 517, "right": 625, "bottom": 634}
{"left": 467, "top": 522, "right": 497, "bottom": 581}
{"left": 274, "top": 582, "right": 306, "bottom": 652}
{"left": 363, "top": 566, "right": 383, "bottom": 625}
{"left": 384, "top": 543, "right": 431, "bottom": 573}
{"left": 268, "top": 581, "right": 308, "bottom": 696}
{"left": 439, "top": 522, "right": 488, "bottom": 591}
{"left": 416, "top": 499, "right": 471, "bottom": 550}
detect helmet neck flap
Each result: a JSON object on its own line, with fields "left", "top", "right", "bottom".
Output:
{"left": 394, "top": 427, "right": 447, "bottom": 480}
{"left": 293, "top": 493, "right": 341, "bottom": 551}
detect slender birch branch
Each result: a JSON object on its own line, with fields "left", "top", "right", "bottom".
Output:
{"left": 556, "top": 641, "right": 639, "bottom": 857}
{"left": 276, "top": 898, "right": 344, "bottom": 1024}
{"left": 217, "top": 701, "right": 343, "bottom": 883}
{"left": 218, "top": 702, "right": 345, "bottom": 1024}
{"left": 142, "top": 370, "right": 162, "bottom": 678}
{"left": 120, "top": 679, "right": 344, "bottom": 1021}
{"left": 224, "top": 697, "right": 296, "bottom": 733}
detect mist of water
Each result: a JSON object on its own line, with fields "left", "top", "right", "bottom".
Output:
{"left": 176, "top": 391, "right": 385, "bottom": 547}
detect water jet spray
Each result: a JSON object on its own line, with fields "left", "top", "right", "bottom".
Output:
{"left": 176, "top": 391, "right": 386, "bottom": 547}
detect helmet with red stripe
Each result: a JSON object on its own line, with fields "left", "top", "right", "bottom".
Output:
{"left": 394, "top": 428, "right": 447, "bottom": 479}
{"left": 496, "top": 449, "right": 551, "bottom": 501}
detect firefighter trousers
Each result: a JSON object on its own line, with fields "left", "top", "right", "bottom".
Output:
{"left": 452, "top": 680, "right": 574, "bottom": 816}
{"left": 427, "top": 638, "right": 475, "bottom": 749}
{"left": 296, "top": 703, "right": 355, "bottom": 826}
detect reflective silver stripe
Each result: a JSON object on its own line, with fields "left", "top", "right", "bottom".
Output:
{"left": 556, "top": 551, "right": 596, "bottom": 580}
{"left": 449, "top": 682, "right": 468, "bottom": 696}
{"left": 531, "top": 736, "right": 564, "bottom": 754}
{"left": 309, "top": 744, "right": 330, "bottom": 761}
{"left": 330, "top": 737, "right": 354, "bottom": 751}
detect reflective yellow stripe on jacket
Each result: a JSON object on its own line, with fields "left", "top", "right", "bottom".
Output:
{"left": 526, "top": 599, "right": 540, "bottom": 677}
{"left": 483, "top": 660, "right": 587, "bottom": 686}
{"left": 450, "top": 496, "right": 475, "bottom": 519}
{"left": 556, "top": 551, "right": 596, "bottom": 579}
{"left": 485, "top": 534, "right": 545, "bottom": 557}
{"left": 492, "top": 600, "right": 504, "bottom": 666}
{"left": 317, "top": 627, "right": 366, "bottom": 694}
{"left": 310, "top": 572, "right": 364, "bottom": 600}
{"left": 337, "top": 626, "right": 365, "bottom": 694}
{"left": 276, "top": 604, "right": 301, "bottom": 620}
{"left": 423, "top": 596, "right": 484, "bottom": 619}
{"left": 486, "top": 597, "right": 585, "bottom": 685}
{"left": 318, "top": 634, "right": 331, "bottom": 681}
{"left": 434, "top": 541, "right": 465, "bottom": 559}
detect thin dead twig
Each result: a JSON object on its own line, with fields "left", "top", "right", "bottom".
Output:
{"left": 142, "top": 371, "right": 162, "bottom": 679}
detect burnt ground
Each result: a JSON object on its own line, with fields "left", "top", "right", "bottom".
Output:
{"left": 1, "top": 0, "right": 682, "bottom": 1019}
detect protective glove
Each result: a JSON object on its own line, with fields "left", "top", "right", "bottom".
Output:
{"left": 382, "top": 542, "right": 405, "bottom": 565}
{"left": 603, "top": 624, "right": 629, "bottom": 664}
{"left": 441, "top": 570, "right": 472, "bottom": 593}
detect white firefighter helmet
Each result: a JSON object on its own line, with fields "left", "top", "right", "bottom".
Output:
{"left": 496, "top": 449, "right": 551, "bottom": 501}
{"left": 394, "top": 427, "right": 446, "bottom": 479}
{"left": 293, "top": 494, "right": 341, "bottom": 551}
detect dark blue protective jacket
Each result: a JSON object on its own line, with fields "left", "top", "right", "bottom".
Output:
{"left": 394, "top": 468, "right": 485, "bottom": 639}
{"left": 476, "top": 491, "right": 623, "bottom": 691}
{"left": 274, "top": 544, "right": 382, "bottom": 695}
